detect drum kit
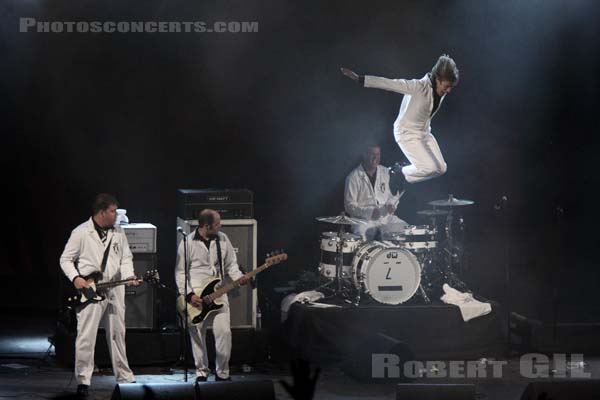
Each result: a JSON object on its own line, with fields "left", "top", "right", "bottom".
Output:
{"left": 315, "top": 194, "right": 474, "bottom": 306}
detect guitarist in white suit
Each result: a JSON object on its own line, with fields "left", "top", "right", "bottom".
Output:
{"left": 59, "top": 193, "right": 139, "bottom": 398}
{"left": 175, "top": 209, "right": 249, "bottom": 382}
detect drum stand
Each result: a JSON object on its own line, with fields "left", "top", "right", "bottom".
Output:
{"left": 334, "top": 224, "right": 359, "bottom": 303}
{"left": 314, "top": 223, "right": 355, "bottom": 302}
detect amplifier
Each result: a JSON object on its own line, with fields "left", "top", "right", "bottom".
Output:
{"left": 97, "top": 253, "right": 158, "bottom": 330}
{"left": 177, "top": 189, "right": 253, "bottom": 220}
{"left": 122, "top": 223, "right": 157, "bottom": 253}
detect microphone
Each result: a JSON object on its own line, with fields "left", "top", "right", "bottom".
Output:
{"left": 176, "top": 226, "right": 188, "bottom": 236}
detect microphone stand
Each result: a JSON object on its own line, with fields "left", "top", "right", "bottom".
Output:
{"left": 177, "top": 228, "right": 190, "bottom": 382}
{"left": 493, "top": 196, "right": 511, "bottom": 352}
{"left": 552, "top": 207, "right": 564, "bottom": 347}
{"left": 497, "top": 196, "right": 511, "bottom": 353}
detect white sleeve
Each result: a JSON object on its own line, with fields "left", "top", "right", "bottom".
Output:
{"left": 223, "top": 236, "right": 243, "bottom": 281}
{"left": 344, "top": 174, "right": 375, "bottom": 220}
{"left": 174, "top": 240, "right": 190, "bottom": 295}
{"left": 59, "top": 229, "right": 82, "bottom": 283}
{"left": 364, "top": 75, "right": 420, "bottom": 95}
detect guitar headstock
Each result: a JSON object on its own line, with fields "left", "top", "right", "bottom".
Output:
{"left": 143, "top": 269, "right": 161, "bottom": 284}
{"left": 265, "top": 250, "right": 288, "bottom": 267}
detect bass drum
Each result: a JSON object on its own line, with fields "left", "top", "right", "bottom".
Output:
{"left": 352, "top": 242, "right": 421, "bottom": 305}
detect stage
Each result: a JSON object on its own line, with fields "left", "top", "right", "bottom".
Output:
{"left": 3, "top": 315, "right": 600, "bottom": 399}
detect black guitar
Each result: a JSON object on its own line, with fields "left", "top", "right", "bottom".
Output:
{"left": 66, "top": 270, "right": 160, "bottom": 310}
{"left": 177, "top": 252, "right": 287, "bottom": 325}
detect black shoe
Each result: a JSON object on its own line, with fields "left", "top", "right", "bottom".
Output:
{"left": 389, "top": 162, "right": 406, "bottom": 194}
{"left": 389, "top": 161, "right": 406, "bottom": 175}
{"left": 215, "top": 375, "right": 231, "bottom": 381}
{"left": 76, "top": 384, "right": 89, "bottom": 398}
{"left": 195, "top": 376, "right": 208, "bottom": 383}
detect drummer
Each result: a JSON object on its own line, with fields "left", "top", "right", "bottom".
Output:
{"left": 344, "top": 143, "right": 407, "bottom": 240}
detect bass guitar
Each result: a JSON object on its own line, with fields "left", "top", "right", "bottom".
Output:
{"left": 177, "top": 251, "right": 287, "bottom": 325}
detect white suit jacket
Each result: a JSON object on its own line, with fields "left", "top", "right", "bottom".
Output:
{"left": 60, "top": 218, "right": 135, "bottom": 283}
{"left": 174, "top": 231, "right": 243, "bottom": 298}
{"left": 364, "top": 74, "right": 447, "bottom": 134}
{"left": 344, "top": 164, "right": 400, "bottom": 220}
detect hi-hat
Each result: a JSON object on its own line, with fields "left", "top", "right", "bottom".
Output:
{"left": 316, "top": 214, "right": 368, "bottom": 225}
{"left": 428, "top": 194, "right": 474, "bottom": 207}
{"left": 417, "top": 209, "right": 449, "bottom": 217}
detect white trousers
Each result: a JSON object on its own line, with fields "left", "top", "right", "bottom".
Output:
{"left": 75, "top": 285, "right": 135, "bottom": 385}
{"left": 352, "top": 215, "right": 407, "bottom": 241}
{"left": 189, "top": 303, "right": 232, "bottom": 379}
{"left": 396, "top": 129, "right": 447, "bottom": 183}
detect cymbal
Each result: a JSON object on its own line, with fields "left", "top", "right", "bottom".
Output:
{"left": 428, "top": 194, "right": 474, "bottom": 207}
{"left": 316, "top": 214, "right": 368, "bottom": 225}
{"left": 417, "top": 209, "right": 449, "bottom": 217}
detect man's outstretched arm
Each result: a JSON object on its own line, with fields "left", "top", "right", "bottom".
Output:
{"left": 341, "top": 66, "right": 418, "bottom": 95}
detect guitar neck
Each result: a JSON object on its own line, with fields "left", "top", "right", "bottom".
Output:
{"left": 95, "top": 278, "right": 136, "bottom": 290}
{"left": 208, "top": 262, "right": 270, "bottom": 302}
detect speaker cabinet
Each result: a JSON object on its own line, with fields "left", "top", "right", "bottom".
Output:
{"left": 126, "top": 254, "right": 158, "bottom": 330}
{"left": 195, "top": 380, "right": 275, "bottom": 400}
{"left": 111, "top": 382, "right": 195, "bottom": 400}
{"left": 111, "top": 381, "right": 275, "bottom": 400}
{"left": 176, "top": 218, "right": 257, "bottom": 329}
{"left": 519, "top": 381, "right": 600, "bottom": 400}
{"left": 97, "top": 254, "right": 158, "bottom": 330}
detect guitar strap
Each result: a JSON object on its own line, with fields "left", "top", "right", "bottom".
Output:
{"left": 77, "top": 238, "right": 112, "bottom": 305}
{"left": 99, "top": 237, "right": 113, "bottom": 276}
{"left": 215, "top": 235, "right": 225, "bottom": 280}
{"left": 73, "top": 237, "right": 112, "bottom": 281}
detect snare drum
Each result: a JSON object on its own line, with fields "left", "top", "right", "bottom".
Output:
{"left": 319, "top": 232, "right": 361, "bottom": 279}
{"left": 351, "top": 242, "right": 421, "bottom": 304}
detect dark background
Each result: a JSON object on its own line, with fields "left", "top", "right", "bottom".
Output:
{"left": 3, "top": 0, "right": 600, "bottom": 326}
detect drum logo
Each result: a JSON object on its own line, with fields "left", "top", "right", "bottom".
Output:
{"left": 386, "top": 252, "right": 398, "bottom": 259}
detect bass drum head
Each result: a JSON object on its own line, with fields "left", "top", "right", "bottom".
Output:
{"left": 353, "top": 242, "right": 421, "bottom": 305}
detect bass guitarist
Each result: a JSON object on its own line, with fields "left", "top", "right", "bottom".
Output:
{"left": 59, "top": 193, "right": 139, "bottom": 398}
{"left": 175, "top": 209, "right": 249, "bottom": 382}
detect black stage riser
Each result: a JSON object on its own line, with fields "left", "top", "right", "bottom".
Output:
{"left": 54, "top": 329, "right": 267, "bottom": 367}
{"left": 285, "top": 302, "right": 505, "bottom": 363}
{"left": 511, "top": 312, "right": 600, "bottom": 354}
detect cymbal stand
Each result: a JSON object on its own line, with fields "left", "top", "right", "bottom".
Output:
{"left": 441, "top": 208, "right": 468, "bottom": 291}
{"left": 415, "top": 214, "right": 437, "bottom": 304}
{"left": 417, "top": 273, "right": 431, "bottom": 304}
{"left": 336, "top": 223, "right": 345, "bottom": 294}
{"left": 336, "top": 223, "right": 359, "bottom": 304}
{"left": 445, "top": 208, "right": 454, "bottom": 254}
